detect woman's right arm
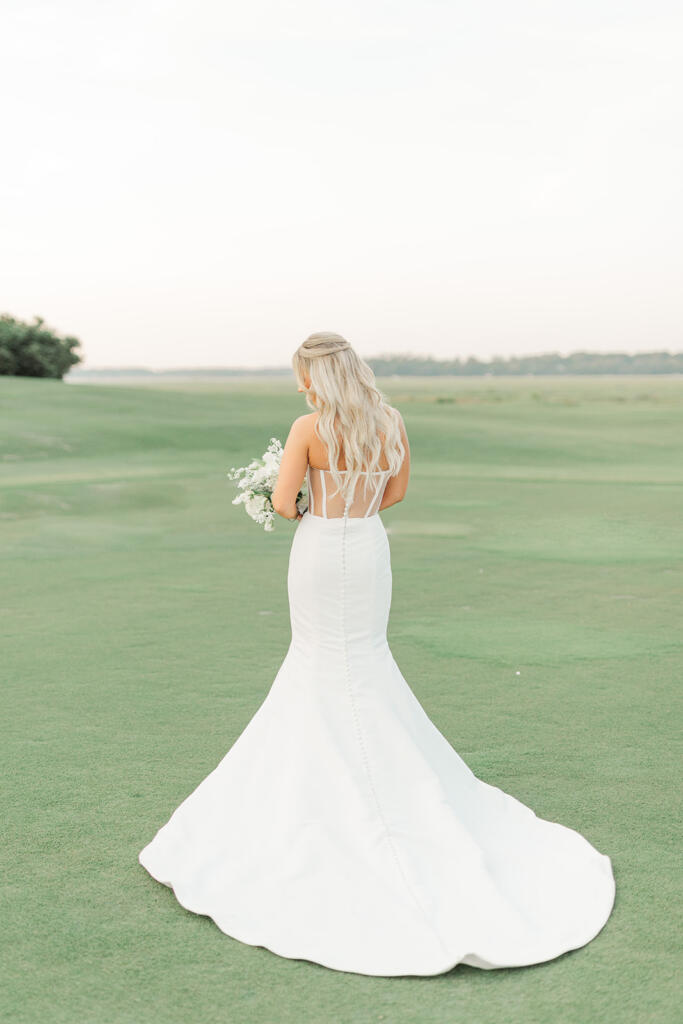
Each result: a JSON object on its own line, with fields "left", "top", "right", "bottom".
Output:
{"left": 379, "top": 408, "right": 410, "bottom": 511}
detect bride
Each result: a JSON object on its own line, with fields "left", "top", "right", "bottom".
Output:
{"left": 138, "top": 332, "right": 616, "bottom": 976}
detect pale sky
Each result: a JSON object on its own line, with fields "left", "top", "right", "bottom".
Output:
{"left": 2, "top": 1, "right": 681, "bottom": 369}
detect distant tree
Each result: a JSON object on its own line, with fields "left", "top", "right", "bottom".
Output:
{"left": 0, "top": 314, "right": 82, "bottom": 379}
{"left": 366, "top": 350, "right": 683, "bottom": 376}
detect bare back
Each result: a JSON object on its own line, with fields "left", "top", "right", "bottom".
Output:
{"left": 305, "top": 412, "right": 394, "bottom": 519}
{"left": 306, "top": 465, "right": 391, "bottom": 519}
{"left": 307, "top": 412, "right": 391, "bottom": 473}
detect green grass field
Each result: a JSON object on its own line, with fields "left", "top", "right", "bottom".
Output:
{"left": 2, "top": 374, "right": 681, "bottom": 1024}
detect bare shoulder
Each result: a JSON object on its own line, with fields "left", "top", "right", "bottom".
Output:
{"left": 289, "top": 412, "right": 316, "bottom": 434}
{"left": 284, "top": 412, "right": 317, "bottom": 453}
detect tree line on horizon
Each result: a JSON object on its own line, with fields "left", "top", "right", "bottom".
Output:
{"left": 70, "top": 350, "right": 683, "bottom": 378}
{"left": 1, "top": 312, "right": 682, "bottom": 379}
{"left": 365, "top": 351, "right": 683, "bottom": 375}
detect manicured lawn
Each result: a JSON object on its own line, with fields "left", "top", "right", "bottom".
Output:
{"left": 2, "top": 374, "right": 681, "bottom": 1023}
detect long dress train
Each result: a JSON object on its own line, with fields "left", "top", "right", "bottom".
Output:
{"left": 138, "top": 465, "right": 615, "bottom": 976}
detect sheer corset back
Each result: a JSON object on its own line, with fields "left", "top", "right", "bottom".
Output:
{"left": 306, "top": 465, "right": 391, "bottom": 519}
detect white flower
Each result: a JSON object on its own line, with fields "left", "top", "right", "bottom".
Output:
{"left": 245, "top": 494, "right": 267, "bottom": 516}
{"left": 227, "top": 436, "right": 307, "bottom": 532}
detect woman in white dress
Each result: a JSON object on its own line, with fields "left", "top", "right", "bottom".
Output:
{"left": 138, "top": 332, "right": 616, "bottom": 976}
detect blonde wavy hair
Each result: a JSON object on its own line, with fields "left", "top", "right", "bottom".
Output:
{"left": 292, "top": 332, "right": 405, "bottom": 506}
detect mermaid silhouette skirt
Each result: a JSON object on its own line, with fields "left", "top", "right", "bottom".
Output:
{"left": 138, "top": 510, "right": 616, "bottom": 976}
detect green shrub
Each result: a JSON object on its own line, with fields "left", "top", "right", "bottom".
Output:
{"left": 0, "top": 314, "right": 82, "bottom": 379}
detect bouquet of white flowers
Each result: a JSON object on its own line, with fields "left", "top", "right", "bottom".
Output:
{"left": 227, "top": 437, "right": 308, "bottom": 532}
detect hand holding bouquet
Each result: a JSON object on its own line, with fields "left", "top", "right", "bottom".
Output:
{"left": 227, "top": 437, "right": 308, "bottom": 532}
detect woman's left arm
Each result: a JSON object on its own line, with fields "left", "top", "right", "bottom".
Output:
{"left": 271, "top": 415, "right": 310, "bottom": 520}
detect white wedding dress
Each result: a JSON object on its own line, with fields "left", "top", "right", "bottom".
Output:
{"left": 138, "top": 465, "right": 616, "bottom": 976}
